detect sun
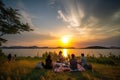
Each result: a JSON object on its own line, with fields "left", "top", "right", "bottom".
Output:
{"left": 61, "top": 36, "right": 70, "bottom": 44}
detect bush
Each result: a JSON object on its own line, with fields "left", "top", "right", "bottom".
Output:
{"left": 0, "top": 48, "right": 5, "bottom": 57}
{"left": 86, "top": 53, "right": 119, "bottom": 65}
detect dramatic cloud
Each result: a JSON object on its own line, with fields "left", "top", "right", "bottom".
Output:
{"left": 56, "top": 0, "right": 120, "bottom": 46}
{"left": 2, "top": 1, "right": 57, "bottom": 46}
{"left": 2, "top": 0, "right": 120, "bottom": 47}
{"left": 75, "top": 35, "right": 120, "bottom": 47}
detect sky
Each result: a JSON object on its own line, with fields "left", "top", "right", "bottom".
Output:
{"left": 2, "top": 0, "right": 120, "bottom": 47}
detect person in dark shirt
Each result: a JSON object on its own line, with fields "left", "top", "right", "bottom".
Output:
{"left": 8, "top": 53, "right": 12, "bottom": 61}
{"left": 70, "top": 54, "right": 77, "bottom": 70}
{"left": 45, "top": 54, "right": 53, "bottom": 69}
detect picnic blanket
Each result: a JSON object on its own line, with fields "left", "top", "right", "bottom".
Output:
{"left": 53, "top": 62, "right": 85, "bottom": 72}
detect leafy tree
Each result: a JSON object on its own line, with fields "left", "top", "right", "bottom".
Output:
{"left": 0, "top": 0, "right": 33, "bottom": 46}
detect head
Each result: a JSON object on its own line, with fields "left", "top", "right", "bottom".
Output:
{"left": 8, "top": 53, "right": 11, "bottom": 56}
{"left": 59, "top": 51, "right": 62, "bottom": 55}
{"left": 47, "top": 54, "right": 51, "bottom": 59}
{"left": 81, "top": 53, "right": 84, "bottom": 57}
{"left": 71, "top": 54, "right": 75, "bottom": 58}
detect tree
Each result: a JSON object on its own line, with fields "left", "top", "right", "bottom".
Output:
{"left": 0, "top": 0, "right": 33, "bottom": 46}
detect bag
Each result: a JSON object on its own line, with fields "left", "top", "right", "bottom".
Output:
{"left": 87, "top": 64, "right": 92, "bottom": 70}
{"left": 35, "top": 62, "right": 43, "bottom": 69}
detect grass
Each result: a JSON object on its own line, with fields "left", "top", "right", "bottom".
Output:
{"left": 0, "top": 58, "right": 120, "bottom": 80}
{"left": 0, "top": 52, "right": 120, "bottom": 80}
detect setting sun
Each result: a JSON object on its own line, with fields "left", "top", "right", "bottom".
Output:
{"left": 61, "top": 36, "right": 70, "bottom": 44}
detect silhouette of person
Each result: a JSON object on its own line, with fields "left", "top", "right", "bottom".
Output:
{"left": 45, "top": 54, "right": 53, "bottom": 69}
{"left": 70, "top": 54, "right": 77, "bottom": 70}
{"left": 8, "top": 53, "right": 12, "bottom": 61}
{"left": 57, "top": 51, "right": 64, "bottom": 63}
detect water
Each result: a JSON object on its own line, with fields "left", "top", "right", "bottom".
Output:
{"left": 2, "top": 49, "right": 120, "bottom": 57}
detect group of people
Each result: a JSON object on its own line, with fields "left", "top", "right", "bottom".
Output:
{"left": 69, "top": 53, "right": 87, "bottom": 71}
{"left": 38, "top": 51, "right": 91, "bottom": 72}
{"left": 7, "top": 53, "right": 16, "bottom": 61}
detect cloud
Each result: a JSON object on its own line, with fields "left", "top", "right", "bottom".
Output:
{"left": 57, "top": 0, "right": 85, "bottom": 35}
{"left": 17, "top": 1, "right": 35, "bottom": 28}
{"left": 58, "top": 10, "right": 83, "bottom": 27}
{"left": 91, "top": 0, "right": 120, "bottom": 20}
{"left": 3, "top": 32, "right": 57, "bottom": 46}
{"left": 17, "top": 1, "right": 42, "bottom": 34}
{"left": 75, "top": 35, "right": 120, "bottom": 47}
{"left": 2, "top": 0, "right": 120, "bottom": 47}
{"left": 49, "top": 0, "right": 56, "bottom": 5}
{"left": 2, "top": 1, "right": 57, "bottom": 46}
{"left": 57, "top": 0, "right": 84, "bottom": 27}
{"left": 56, "top": 0, "right": 120, "bottom": 43}
{"left": 20, "top": 10, "right": 34, "bottom": 27}
{"left": 58, "top": 10, "right": 67, "bottom": 22}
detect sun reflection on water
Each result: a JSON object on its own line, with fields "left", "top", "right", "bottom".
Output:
{"left": 63, "top": 49, "right": 68, "bottom": 57}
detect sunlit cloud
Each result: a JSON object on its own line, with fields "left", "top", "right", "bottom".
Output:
{"left": 2, "top": 0, "right": 120, "bottom": 47}
{"left": 56, "top": 0, "right": 120, "bottom": 46}
{"left": 3, "top": 32, "right": 57, "bottom": 46}
{"left": 57, "top": 1, "right": 84, "bottom": 27}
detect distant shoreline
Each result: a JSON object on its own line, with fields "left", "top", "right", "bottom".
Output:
{"left": 1, "top": 46, "right": 120, "bottom": 49}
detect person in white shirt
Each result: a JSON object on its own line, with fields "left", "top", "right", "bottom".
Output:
{"left": 81, "top": 53, "right": 87, "bottom": 67}
{"left": 80, "top": 53, "right": 92, "bottom": 70}
{"left": 57, "top": 51, "right": 64, "bottom": 63}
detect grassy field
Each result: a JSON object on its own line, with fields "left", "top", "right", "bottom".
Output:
{"left": 0, "top": 56, "right": 120, "bottom": 80}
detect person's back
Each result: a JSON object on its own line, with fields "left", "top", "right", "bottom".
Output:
{"left": 45, "top": 55, "right": 53, "bottom": 69}
{"left": 8, "top": 53, "right": 12, "bottom": 61}
{"left": 81, "top": 53, "right": 87, "bottom": 67}
{"left": 70, "top": 54, "right": 77, "bottom": 70}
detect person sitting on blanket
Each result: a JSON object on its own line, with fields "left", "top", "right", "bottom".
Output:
{"left": 81, "top": 53, "right": 87, "bottom": 67}
{"left": 44, "top": 54, "right": 53, "bottom": 69}
{"left": 57, "top": 51, "right": 64, "bottom": 63}
{"left": 70, "top": 54, "right": 78, "bottom": 71}
{"left": 80, "top": 53, "right": 92, "bottom": 70}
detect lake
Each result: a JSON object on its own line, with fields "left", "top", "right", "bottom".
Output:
{"left": 2, "top": 49, "right": 120, "bottom": 57}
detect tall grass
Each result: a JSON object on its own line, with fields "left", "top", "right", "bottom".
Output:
{"left": 86, "top": 53, "right": 120, "bottom": 65}
{"left": 0, "top": 51, "right": 120, "bottom": 80}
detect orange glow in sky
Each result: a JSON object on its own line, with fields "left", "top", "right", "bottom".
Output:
{"left": 2, "top": 0, "right": 120, "bottom": 47}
